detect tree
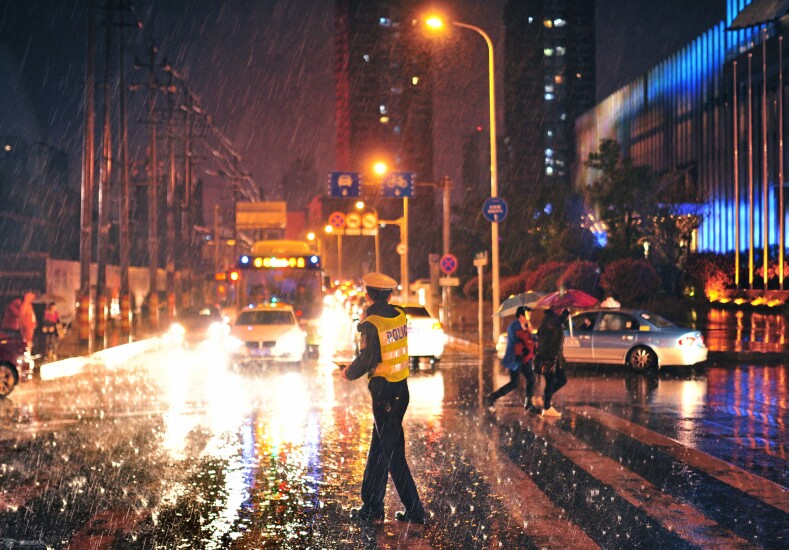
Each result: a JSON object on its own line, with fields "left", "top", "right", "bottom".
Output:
{"left": 646, "top": 169, "right": 706, "bottom": 295}
{"left": 584, "top": 139, "right": 659, "bottom": 259}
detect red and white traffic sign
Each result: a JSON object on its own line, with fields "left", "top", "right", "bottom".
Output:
{"left": 439, "top": 254, "right": 458, "bottom": 274}
{"left": 345, "top": 212, "right": 361, "bottom": 229}
{"left": 328, "top": 211, "right": 346, "bottom": 229}
{"left": 361, "top": 212, "right": 378, "bottom": 230}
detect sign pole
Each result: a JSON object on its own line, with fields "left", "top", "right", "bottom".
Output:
{"left": 337, "top": 234, "right": 343, "bottom": 282}
{"left": 402, "top": 197, "right": 409, "bottom": 304}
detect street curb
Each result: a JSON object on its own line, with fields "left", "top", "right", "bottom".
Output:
{"left": 39, "top": 337, "right": 161, "bottom": 381}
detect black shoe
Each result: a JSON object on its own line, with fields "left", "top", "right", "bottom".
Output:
{"left": 526, "top": 405, "right": 542, "bottom": 414}
{"left": 394, "top": 510, "right": 426, "bottom": 524}
{"left": 350, "top": 506, "right": 384, "bottom": 522}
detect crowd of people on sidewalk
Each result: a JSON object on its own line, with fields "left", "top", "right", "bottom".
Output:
{"left": 1, "top": 292, "right": 63, "bottom": 360}
{"left": 485, "top": 305, "right": 570, "bottom": 418}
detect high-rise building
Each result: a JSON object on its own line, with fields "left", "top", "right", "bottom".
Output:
{"left": 502, "top": 0, "right": 596, "bottom": 221}
{"left": 334, "top": 0, "right": 438, "bottom": 278}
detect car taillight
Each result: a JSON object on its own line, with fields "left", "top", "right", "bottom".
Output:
{"left": 678, "top": 335, "right": 699, "bottom": 347}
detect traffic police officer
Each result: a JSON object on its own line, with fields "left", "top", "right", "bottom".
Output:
{"left": 339, "top": 272, "right": 427, "bottom": 524}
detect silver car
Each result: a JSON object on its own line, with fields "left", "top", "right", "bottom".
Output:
{"left": 563, "top": 309, "right": 708, "bottom": 372}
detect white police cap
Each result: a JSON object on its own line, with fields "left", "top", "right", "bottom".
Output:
{"left": 362, "top": 272, "right": 398, "bottom": 290}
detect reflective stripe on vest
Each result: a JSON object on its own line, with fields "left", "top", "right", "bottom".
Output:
{"left": 365, "top": 311, "right": 409, "bottom": 382}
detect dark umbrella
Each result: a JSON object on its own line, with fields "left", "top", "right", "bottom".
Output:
{"left": 535, "top": 290, "right": 598, "bottom": 337}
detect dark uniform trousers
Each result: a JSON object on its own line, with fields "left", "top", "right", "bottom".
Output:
{"left": 361, "top": 377, "right": 424, "bottom": 517}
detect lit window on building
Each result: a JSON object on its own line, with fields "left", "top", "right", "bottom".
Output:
{"left": 547, "top": 130, "right": 553, "bottom": 137}
{"left": 546, "top": 166, "right": 554, "bottom": 175}
{"left": 576, "top": 73, "right": 582, "bottom": 79}
{"left": 379, "top": 17, "right": 391, "bottom": 27}
{"left": 363, "top": 54, "right": 370, "bottom": 62}
{"left": 528, "top": 16, "right": 534, "bottom": 23}
{"left": 554, "top": 18, "right": 566, "bottom": 27}
{"left": 3, "top": 145, "right": 11, "bottom": 152}
{"left": 544, "top": 85, "right": 554, "bottom": 93}
{"left": 379, "top": 105, "right": 387, "bottom": 114}
{"left": 412, "top": 76, "right": 419, "bottom": 85}
{"left": 545, "top": 157, "right": 554, "bottom": 165}
{"left": 379, "top": 116, "right": 390, "bottom": 124}
{"left": 555, "top": 159, "right": 565, "bottom": 167}
{"left": 545, "top": 148, "right": 554, "bottom": 157}
{"left": 543, "top": 48, "right": 554, "bottom": 56}
{"left": 560, "top": 113, "right": 567, "bottom": 120}
{"left": 390, "top": 85, "right": 403, "bottom": 94}
{"left": 545, "top": 93, "right": 555, "bottom": 100}
{"left": 556, "top": 46, "right": 566, "bottom": 56}
{"left": 394, "top": 126, "right": 401, "bottom": 135}
{"left": 554, "top": 74, "right": 564, "bottom": 83}
{"left": 544, "top": 20, "right": 553, "bottom": 28}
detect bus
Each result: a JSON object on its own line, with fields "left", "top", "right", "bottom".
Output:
{"left": 233, "top": 239, "right": 324, "bottom": 353}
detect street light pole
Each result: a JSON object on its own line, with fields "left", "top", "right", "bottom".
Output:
{"left": 450, "top": 21, "right": 501, "bottom": 343}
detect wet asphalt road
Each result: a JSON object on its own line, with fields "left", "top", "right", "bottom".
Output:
{"left": 0, "top": 333, "right": 786, "bottom": 548}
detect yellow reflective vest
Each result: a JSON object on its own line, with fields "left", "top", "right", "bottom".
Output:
{"left": 364, "top": 310, "right": 409, "bottom": 382}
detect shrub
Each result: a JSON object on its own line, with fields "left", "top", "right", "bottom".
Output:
{"left": 684, "top": 253, "right": 733, "bottom": 300}
{"left": 500, "top": 272, "right": 531, "bottom": 297}
{"left": 525, "top": 261, "right": 567, "bottom": 292}
{"left": 600, "top": 259, "right": 661, "bottom": 305}
{"left": 463, "top": 272, "right": 492, "bottom": 300}
{"left": 558, "top": 261, "right": 600, "bottom": 296}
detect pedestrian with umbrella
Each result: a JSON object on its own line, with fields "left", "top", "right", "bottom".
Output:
{"left": 484, "top": 305, "right": 538, "bottom": 413}
{"left": 533, "top": 289, "right": 598, "bottom": 417}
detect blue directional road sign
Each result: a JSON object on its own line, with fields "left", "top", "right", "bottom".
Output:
{"left": 381, "top": 172, "right": 415, "bottom": 198}
{"left": 482, "top": 197, "right": 508, "bottom": 222}
{"left": 328, "top": 172, "right": 361, "bottom": 198}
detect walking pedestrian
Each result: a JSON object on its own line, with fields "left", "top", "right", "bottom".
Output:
{"left": 19, "top": 292, "right": 37, "bottom": 352}
{"left": 485, "top": 306, "right": 538, "bottom": 412}
{"left": 42, "top": 302, "right": 61, "bottom": 360}
{"left": 337, "top": 272, "right": 427, "bottom": 525}
{"left": 534, "top": 307, "right": 570, "bottom": 418}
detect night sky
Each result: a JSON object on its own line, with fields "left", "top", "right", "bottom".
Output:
{"left": 0, "top": 0, "right": 726, "bottom": 214}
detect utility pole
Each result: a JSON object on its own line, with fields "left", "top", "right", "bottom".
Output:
{"left": 165, "top": 70, "right": 177, "bottom": 322}
{"left": 117, "top": 0, "right": 132, "bottom": 337}
{"left": 181, "top": 92, "right": 194, "bottom": 308}
{"left": 132, "top": 45, "right": 162, "bottom": 330}
{"left": 79, "top": 0, "right": 96, "bottom": 349}
{"left": 95, "top": 0, "right": 113, "bottom": 345}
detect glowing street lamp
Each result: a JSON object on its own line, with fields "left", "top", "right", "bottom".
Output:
{"left": 426, "top": 14, "right": 501, "bottom": 341}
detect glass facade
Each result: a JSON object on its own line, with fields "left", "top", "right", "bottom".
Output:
{"left": 576, "top": 0, "right": 787, "bottom": 289}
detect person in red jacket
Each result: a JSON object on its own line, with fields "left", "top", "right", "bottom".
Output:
{"left": 485, "top": 305, "right": 538, "bottom": 413}
{"left": 1, "top": 298, "right": 22, "bottom": 332}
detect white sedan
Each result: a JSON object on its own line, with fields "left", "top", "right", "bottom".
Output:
{"left": 401, "top": 304, "right": 445, "bottom": 369}
{"left": 227, "top": 304, "right": 307, "bottom": 365}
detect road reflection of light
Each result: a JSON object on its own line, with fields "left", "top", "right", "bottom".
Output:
{"left": 408, "top": 372, "right": 445, "bottom": 421}
{"left": 260, "top": 372, "right": 311, "bottom": 450}
{"left": 39, "top": 356, "right": 88, "bottom": 381}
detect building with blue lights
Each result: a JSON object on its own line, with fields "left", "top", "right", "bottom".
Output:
{"left": 576, "top": 0, "right": 788, "bottom": 291}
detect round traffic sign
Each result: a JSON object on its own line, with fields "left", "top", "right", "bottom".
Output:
{"left": 345, "top": 212, "right": 361, "bottom": 229}
{"left": 440, "top": 253, "right": 458, "bottom": 274}
{"left": 482, "top": 197, "right": 508, "bottom": 223}
{"left": 396, "top": 242, "right": 407, "bottom": 255}
{"left": 328, "top": 211, "right": 346, "bottom": 229}
{"left": 361, "top": 212, "right": 378, "bottom": 229}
